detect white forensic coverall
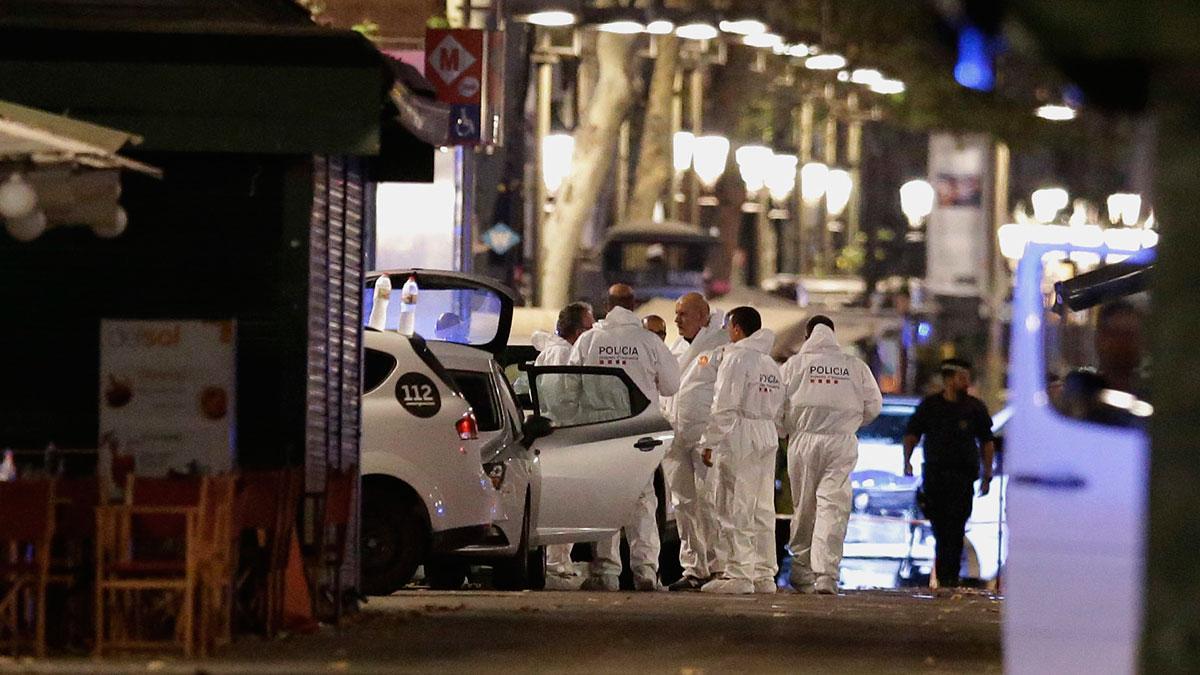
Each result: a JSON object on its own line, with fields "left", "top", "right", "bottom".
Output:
{"left": 700, "top": 329, "right": 785, "bottom": 584}
{"left": 531, "top": 330, "right": 578, "bottom": 576}
{"left": 661, "top": 310, "right": 729, "bottom": 581}
{"left": 779, "top": 324, "right": 883, "bottom": 588}
{"left": 569, "top": 306, "right": 681, "bottom": 583}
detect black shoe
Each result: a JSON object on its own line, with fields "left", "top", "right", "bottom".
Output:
{"left": 668, "top": 575, "right": 706, "bottom": 592}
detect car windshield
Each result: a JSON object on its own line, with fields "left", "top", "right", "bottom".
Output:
{"left": 856, "top": 405, "right": 915, "bottom": 444}
{"left": 364, "top": 284, "right": 504, "bottom": 348}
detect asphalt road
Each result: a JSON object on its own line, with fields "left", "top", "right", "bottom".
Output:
{"left": 9, "top": 588, "right": 1002, "bottom": 674}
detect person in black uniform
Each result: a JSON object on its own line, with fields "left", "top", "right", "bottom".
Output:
{"left": 902, "top": 358, "right": 995, "bottom": 589}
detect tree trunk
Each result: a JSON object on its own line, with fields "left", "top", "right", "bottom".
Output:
{"left": 539, "top": 32, "right": 638, "bottom": 309}
{"left": 625, "top": 34, "right": 680, "bottom": 223}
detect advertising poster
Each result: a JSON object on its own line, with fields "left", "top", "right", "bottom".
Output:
{"left": 925, "top": 133, "right": 992, "bottom": 297}
{"left": 99, "top": 320, "right": 236, "bottom": 487}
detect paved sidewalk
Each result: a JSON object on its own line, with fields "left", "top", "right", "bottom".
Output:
{"left": 3, "top": 589, "right": 1002, "bottom": 674}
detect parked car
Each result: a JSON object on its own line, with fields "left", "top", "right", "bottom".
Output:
{"left": 361, "top": 270, "right": 672, "bottom": 593}
{"left": 839, "top": 397, "right": 1010, "bottom": 589}
{"left": 359, "top": 329, "right": 500, "bottom": 595}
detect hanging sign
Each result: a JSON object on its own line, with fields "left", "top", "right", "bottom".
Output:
{"left": 426, "top": 28, "right": 504, "bottom": 146}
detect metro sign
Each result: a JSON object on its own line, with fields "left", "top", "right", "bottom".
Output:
{"left": 425, "top": 28, "right": 485, "bottom": 106}
{"left": 428, "top": 34, "right": 476, "bottom": 88}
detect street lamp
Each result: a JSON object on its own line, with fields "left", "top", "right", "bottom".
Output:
{"left": 743, "top": 33, "right": 784, "bottom": 50}
{"left": 541, "top": 133, "right": 575, "bottom": 196}
{"left": 719, "top": 18, "right": 768, "bottom": 36}
{"left": 766, "top": 154, "right": 799, "bottom": 203}
{"left": 672, "top": 131, "right": 696, "bottom": 174}
{"left": 1036, "top": 104, "right": 1076, "bottom": 121}
{"left": 1107, "top": 192, "right": 1142, "bottom": 226}
{"left": 870, "top": 79, "right": 906, "bottom": 95}
{"left": 676, "top": 19, "right": 719, "bottom": 41}
{"left": 1031, "top": 187, "right": 1069, "bottom": 224}
{"left": 800, "top": 162, "right": 830, "bottom": 205}
{"left": 510, "top": 0, "right": 581, "bottom": 26}
{"left": 850, "top": 69, "right": 884, "bottom": 86}
{"left": 899, "top": 179, "right": 935, "bottom": 228}
{"left": 805, "top": 53, "right": 847, "bottom": 71}
{"left": 692, "top": 135, "right": 730, "bottom": 189}
{"left": 735, "top": 144, "right": 773, "bottom": 194}
{"left": 826, "top": 169, "right": 853, "bottom": 217}
{"left": 645, "top": 19, "right": 675, "bottom": 35}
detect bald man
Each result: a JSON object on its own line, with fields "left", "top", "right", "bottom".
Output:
{"left": 662, "top": 293, "right": 730, "bottom": 589}
{"left": 643, "top": 315, "right": 668, "bottom": 342}
{"left": 571, "top": 283, "right": 681, "bottom": 591}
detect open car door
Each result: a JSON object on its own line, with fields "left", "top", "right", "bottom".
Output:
{"left": 1004, "top": 247, "right": 1152, "bottom": 675}
{"left": 523, "top": 364, "right": 672, "bottom": 542}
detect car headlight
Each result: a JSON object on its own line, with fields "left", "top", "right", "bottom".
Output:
{"left": 853, "top": 492, "right": 870, "bottom": 513}
{"left": 484, "top": 462, "right": 506, "bottom": 490}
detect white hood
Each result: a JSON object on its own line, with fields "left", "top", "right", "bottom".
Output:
{"left": 799, "top": 323, "right": 840, "bottom": 355}
{"left": 736, "top": 328, "right": 777, "bottom": 356}
{"left": 531, "top": 330, "right": 569, "bottom": 353}
{"left": 597, "top": 305, "right": 641, "bottom": 329}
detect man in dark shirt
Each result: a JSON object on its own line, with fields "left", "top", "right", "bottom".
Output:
{"left": 903, "top": 358, "right": 995, "bottom": 589}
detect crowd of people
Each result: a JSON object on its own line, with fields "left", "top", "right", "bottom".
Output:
{"left": 534, "top": 283, "right": 995, "bottom": 594}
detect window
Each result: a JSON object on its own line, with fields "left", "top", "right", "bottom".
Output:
{"left": 363, "top": 348, "right": 397, "bottom": 394}
{"left": 449, "top": 370, "right": 502, "bottom": 432}
{"left": 856, "top": 406, "right": 916, "bottom": 444}
{"left": 534, "top": 371, "right": 637, "bottom": 428}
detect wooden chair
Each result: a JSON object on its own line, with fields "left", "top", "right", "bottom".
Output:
{"left": 94, "top": 475, "right": 203, "bottom": 657}
{"left": 0, "top": 479, "right": 57, "bottom": 656}
{"left": 319, "top": 465, "right": 357, "bottom": 625}
{"left": 234, "top": 468, "right": 301, "bottom": 638}
{"left": 196, "top": 474, "right": 237, "bottom": 657}
{"left": 49, "top": 477, "right": 100, "bottom": 651}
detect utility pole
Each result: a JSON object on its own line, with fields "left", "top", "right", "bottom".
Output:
{"left": 531, "top": 28, "right": 554, "bottom": 305}
{"left": 985, "top": 141, "right": 1010, "bottom": 409}
{"left": 822, "top": 85, "right": 839, "bottom": 274}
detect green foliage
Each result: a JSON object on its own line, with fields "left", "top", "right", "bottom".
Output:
{"left": 351, "top": 19, "right": 381, "bottom": 39}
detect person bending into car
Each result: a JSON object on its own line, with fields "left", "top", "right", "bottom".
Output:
{"left": 662, "top": 293, "right": 729, "bottom": 591}
{"left": 780, "top": 315, "right": 882, "bottom": 595}
{"left": 531, "top": 302, "right": 595, "bottom": 578}
{"left": 699, "top": 307, "right": 785, "bottom": 594}
{"left": 902, "top": 359, "right": 995, "bottom": 590}
{"left": 570, "top": 283, "right": 681, "bottom": 591}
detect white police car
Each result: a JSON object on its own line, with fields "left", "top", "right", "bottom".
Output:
{"left": 362, "top": 270, "right": 670, "bottom": 593}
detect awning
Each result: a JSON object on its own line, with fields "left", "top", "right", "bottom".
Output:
{"left": 0, "top": 100, "right": 161, "bottom": 177}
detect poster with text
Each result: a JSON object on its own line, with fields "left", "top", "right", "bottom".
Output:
{"left": 99, "top": 320, "right": 236, "bottom": 488}
{"left": 925, "top": 133, "right": 992, "bottom": 297}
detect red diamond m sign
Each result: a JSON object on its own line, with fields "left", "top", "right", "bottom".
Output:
{"left": 425, "top": 28, "right": 484, "bottom": 105}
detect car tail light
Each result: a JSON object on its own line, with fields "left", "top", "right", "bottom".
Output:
{"left": 456, "top": 412, "right": 478, "bottom": 441}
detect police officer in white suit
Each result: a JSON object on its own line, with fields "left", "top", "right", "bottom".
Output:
{"left": 570, "top": 284, "right": 681, "bottom": 591}
{"left": 699, "top": 307, "right": 786, "bottom": 595}
{"left": 661, "top": 293, "right": 729, "bottom": 591}
{"left": 780, "top": 315, "right": 883, "bottom": 594}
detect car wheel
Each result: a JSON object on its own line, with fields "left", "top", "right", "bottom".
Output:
{"left": 426, "top": 559, "right": 469, "bottom": 590}
{"left": 494, "top": 494, "right": 545, "bottom": 591}
{"left": 361, "top": 489, "right": 427, "bottom": 596}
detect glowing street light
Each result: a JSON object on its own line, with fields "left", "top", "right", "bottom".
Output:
{"left": 800, "top": 162, "right": 830, "bottom": 204}
{"left": 676, "top": 21, "right": 719, "bottom": 41}
{"left": 850, "top": 69, "right": 884, "bottom": 86}
{"left": 719, "top": 18, "right": 768, "bottom": 36}
{"left": 805, "top": 53, "right": 847, "bottom": 71}
{"left": 1031, "top": 187, "right": 1069, "bottom": 224}
{"left": 899, "top": 179, "right": 935, "bottom": 227}
{"left": 765, "top": 154, "right": 799, "bottom": 203}
{"left": 1036, "top": 104, "right": 1077, "bottom": 121}
{"left": 598, "top": 20, "right": 645, "bottom": 34}
{"left": 541, "top": 133, "right": 575, "bottom": 195}
{"left": 826, "top": 169, "right": 853, "bottom": 217}
{"left": 692, "top": 135, "right": 730, "bottom": 189}
{"left": 743, "top": 33, "right": 784, "bottom": 50}
{"left": 735, "top": 144, "right": 773, "bottom": 194}
{"left": 1107, "top": 192, "right": 1143, "bottom": 226}
{"left": 870, "top": 79, "right": 906, "bottom": 95}
{"left": 523, "top": 10, "right": 577, "bottom": 27}
{"left": 672, "top": 131, "right": 696, "bottom": 174}
{"left": 645, "top": 19, "right": 674, "bottom": 35}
